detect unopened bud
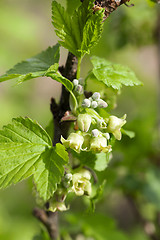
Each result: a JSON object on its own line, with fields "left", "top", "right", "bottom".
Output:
{"left": 73, "top": 79, "right": 79, "bottom": 86}
{"left": 78, "top": 78, "right": 84, "bottom": 85}
{"left": 65, "top": 173, "right": 72, "bottom": 181}
{"left": 82, "top": 98, "right": 91, "bottom": 108}
{"left": 92, "top": 129, "right": 100, "bottom": 138}
{"left": 91, "top": 101, "right": 98, "bottom": 108}
{"left": 75, "top": 84, "right": 83, "bottom": 95}
{"left": 97, "top": 99, "right": 108, "bottom": 108}
{"left": 77, "top": 114, "right": 92, "bottom": 132}
{"left": 92, "top": 92, "right": 101, "bottom": 100}
{"left": 103, "top": 133, "right": 110, "bottom": 139}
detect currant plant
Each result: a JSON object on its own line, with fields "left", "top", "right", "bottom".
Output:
{"left": 0, "top": 0, "right": 145, "bottom": 239}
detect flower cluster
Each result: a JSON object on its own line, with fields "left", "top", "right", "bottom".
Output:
{"left": 58, "top": 89, "right": 127, "bottom": 212}
{"left": 61, "top": 90, "right": 126, "bottom": 153}
{"left": 49, "top": 169, "right": 92, "bottom": 212}
{"left": 82, "top": 92, "right": 108, "bottom": 109}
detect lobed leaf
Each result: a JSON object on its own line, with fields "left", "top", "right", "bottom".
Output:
{"left": 90, "top": 56, "right": 143, "bottom": 90}
{"left": 0, "top": 117, "right": 68, "bottom": 201}
{"left": 0, "top": 44, "right": 60, "bottom": 84}
{"left": 52, "top": 0, "right": 104, "bottom": 58}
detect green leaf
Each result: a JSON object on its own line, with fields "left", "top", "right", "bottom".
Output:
{"left": 45, "top": 119, "right": 54, "bottom": 141}
{"left": 52, "top": 0, "right": 104, "bottom": 58}
{"left": 90, "top": 56, "right": 143, "bottom": 90}
{"left": 46, "top": 72, "right": 73, "bottom": 92}
{"left": 121, "top": 129, "right": 135, "bottom": 139}
{"left": 0, "top": 44, "right": 60, "bottom": 84}
{"left": 143, "top": 168, "right": 160, "bottom": 210}
{"left": 72, "top": 151, "right": 110, "bottom": 172}
{"left": 66, "top": 213, "right": 128, "bottom": 240}
{"left": 66, "top": 0, "right": 81, "bottom": 15}
{"left": 89, "top": 180, "right": 106, "bottom": 212}
{"left": 0, "top": 117, "right": 68, "bottom": 201}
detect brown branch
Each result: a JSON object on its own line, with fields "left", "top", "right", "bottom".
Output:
{"left": 33, "top": 208, "right": 59, "bottom": 240}
{"left": 33, "top": 52, "right": 78, "bottom": 240}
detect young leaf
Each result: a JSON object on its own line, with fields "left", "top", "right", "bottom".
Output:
{"left": 66, "top": 0, "right": 81, "bottom": 15}
{"left": 0, "top": 44, "right": 60, "bottom": 84}
{"left": 52, "top": 0, "right": 104, "bottom": 58}
{"left": 0, "top": 117, "right": 68, "bottom": 201}
{"left": 90, "top": 56, "right": 143, "bottom": 90}
{"left": 46, "top": 72, "right": 73, "bottom": 92}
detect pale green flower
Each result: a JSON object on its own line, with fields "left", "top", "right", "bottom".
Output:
{"left": 90, "top": 136, "right": 111, "bottom": 153}
{"left": 72, "top": 169, "right": 92, "bottom": 196}
{"left": 107, "top": 114, "right": 126, "bottom": 140}
{"left": 77, "top": 113, "right": 92, "bottom": 132}
{"left": 61, "top": 132, "right": 84, "bottom": 152}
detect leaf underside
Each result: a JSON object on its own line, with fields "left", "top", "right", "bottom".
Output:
{"left": 0, "top": 44, "right": 60, "bottom": 84}
{"left": 0, "top": 117, "right": 68, "bottom": 201}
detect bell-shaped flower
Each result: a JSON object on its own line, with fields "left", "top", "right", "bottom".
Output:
{"left": 72, "top": 169, "right": 92, "bottom": 196}
{"left": 90, "top": 135, "right": 111, "bottom": 153}
{"left": 107, "top": 114, "right": 126, "bottom": 140}
{"left": 77, "top": 113, "right": 92, "bottom": 132}
{"left": 61, "top": 132, "right": 84, "bottom": 153}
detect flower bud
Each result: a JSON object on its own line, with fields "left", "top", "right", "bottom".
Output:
{"left": 97, "top": 99, "right": 108, "bottom": 108}
{"left": 103, "top": 133, "right": 110, "bottom": 140}
{"left": 91, "top": 101, "right": 98, "bottom": 108}
{"left": 82, "top": 98, "right": 91, "bottom": 108}
{"left": 92, "top": 129, "right": 100, "bottom": 138}
{"left": 72, "top": 169, "right": 92, "bottom": 196}
{"left": 92, "top": 92, "right": 101, "bottom": 100}
{"left": 78, "top": 78, "right": 84, "bottom": 85}
{"left": 75, "top": 84, "right": 83, "bottom": 95}
{"left": 107, "top": 114, "right": 126, "bottom": 140}
{"left": 73, "top": 79, "right": 79, "bottom": 86}
{"left": 77, "top": 114, "right": 92, "bottom": 132}
{"left": 62, "top": 173, "right": 73, "bottom": 188}
{"left": 49, "top": 201, "right": 68, "bottom": 212}
{"left": 90, "top": 136, "right": 111, "bottom": 153}
{"left": 61, "top": 132, "right": 84, "bottom": 152}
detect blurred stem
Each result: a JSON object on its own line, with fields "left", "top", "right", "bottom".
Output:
{"left": 157, "top": 5, "right": 160, "bottom": 141}
{"left": 76, "top": 57, "right": 82, "bottom": 79}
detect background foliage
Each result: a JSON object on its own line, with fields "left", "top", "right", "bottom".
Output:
{"left": 0, "top": 0, "right": 159, "bottom": 239}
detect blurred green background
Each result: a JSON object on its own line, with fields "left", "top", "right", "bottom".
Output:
{"left": 0, "top": 0, "right": 159, "bottom": 239}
